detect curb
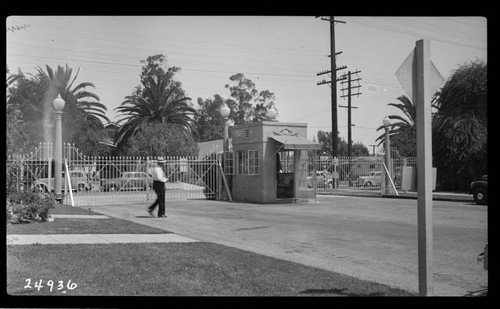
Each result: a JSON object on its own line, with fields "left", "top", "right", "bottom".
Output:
{"left": 382, "top": 193, "right": 473, "bottom": 203}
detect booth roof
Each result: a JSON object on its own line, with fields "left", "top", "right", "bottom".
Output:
{"left": 269, "top": 135, "right": 321, "bottom": 150}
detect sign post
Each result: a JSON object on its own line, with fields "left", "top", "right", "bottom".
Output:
{"left": 395, "top": 39, "right": 444, "bottom": 296}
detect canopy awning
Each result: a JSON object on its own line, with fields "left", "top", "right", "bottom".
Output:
{"left": 269, "top": 135, "right": 321, "bottom": 150}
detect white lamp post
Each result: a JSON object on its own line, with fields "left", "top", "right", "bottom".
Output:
{"left": 267, "top": 106, "right": 277, "bottom": 121}
{"left": 53, "top": 94, "right": 65, "bottom": 202}
{"left": 220, "top": 103, "right": 230, "bottom": 152}
{"left": 382, "top": 115, "right": 392, "bottom": 194}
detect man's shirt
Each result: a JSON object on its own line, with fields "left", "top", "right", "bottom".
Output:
{"left": 151, "top": 166, "right": 168, "bottom": 182}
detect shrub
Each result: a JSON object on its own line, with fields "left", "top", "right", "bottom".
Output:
{"left": 6, "top": 190, "right": 55, "bottom": 224}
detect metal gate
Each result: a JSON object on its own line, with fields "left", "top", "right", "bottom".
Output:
{"left": 310, "top": 153, "right": 418, "bottom": 198}
{"left": 7, "top": 143, "right": 222, "bottom": 206}
{"left": 312, "top": 155, "right": 384, "bottom": 197}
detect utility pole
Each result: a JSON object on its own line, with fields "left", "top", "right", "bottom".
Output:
{"left": 316, "top": 16, "right": 346, "bottom": 158}
{"left": 339, "top": 70, "right": 362, "bottom": 157}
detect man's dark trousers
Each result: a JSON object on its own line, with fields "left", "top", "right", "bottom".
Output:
{"left": 149, "top": 180, "right": 166, "bottom": 216}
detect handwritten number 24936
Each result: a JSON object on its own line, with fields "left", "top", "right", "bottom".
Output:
{"left": 24, "top": 279, "right": 77, "bottom": 292}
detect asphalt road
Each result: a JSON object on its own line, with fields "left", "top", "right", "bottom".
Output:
{"left": 90, "top": 196, "right": 488, "bottom": 296}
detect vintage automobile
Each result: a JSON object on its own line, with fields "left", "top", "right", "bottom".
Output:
{"left": 470, "top": 175, "right": 487, "bottom": 205}
{"left": 307, "top": 171, "right": 333, "bottom": 188}
{"left": 101, "top": 171, "right": 152, "bottom": 192}
{"left": 357, "top": 171, "right": 382, "bottom": 187}
{"left": 31, "top": 170, "right": 92, "bottom": 193}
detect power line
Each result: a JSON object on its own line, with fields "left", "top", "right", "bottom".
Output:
{"left": 11, "top": 23, "right": 329, "bottom": 58}
{"left": 347, "top": 17, "right": 486, "bottom": 50}
{"left": 380, "top": 17, "right": 486, "bottom": 41}
{"left": 8, "top": 52, "right": 322, "bottom": 79}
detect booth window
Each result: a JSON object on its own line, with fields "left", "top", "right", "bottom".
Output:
{"left": 223, "top": 151, "right": 234, "bottom": 175}
{"left": 237, "top": 150, "right": 259, "bottom": 175}
{"left": 279, "top": 151, "right": 294, "bottom": 173}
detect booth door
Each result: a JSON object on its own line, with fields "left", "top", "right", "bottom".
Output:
{"left": 276, "top": 151, "right": 295, "bottom": 199}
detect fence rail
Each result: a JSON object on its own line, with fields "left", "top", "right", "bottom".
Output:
{"left": 7, "top": 143, "right": 222, "bottom": 206}
{"left": 7, "top": 143, "right": 417, "bottom": 203}
{"left": 308, "top": 155, "right": 417, "bottom": 197}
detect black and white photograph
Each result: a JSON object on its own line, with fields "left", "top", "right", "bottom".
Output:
{"left": 5, "top": 15, "right": 488, "bottom": 300}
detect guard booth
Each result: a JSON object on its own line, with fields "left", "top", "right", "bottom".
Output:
{"left": 228, "top": 121, "right": 320, "bottom": 204}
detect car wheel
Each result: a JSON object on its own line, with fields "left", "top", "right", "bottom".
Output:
{"left": 77, "top": 183, "right": 86, "bottom": 192}
{"left": 109, "top": 184, "right": 117, "bottom": 192}
{"left": 473, "top": 187, "right": 487, "bottom": 205}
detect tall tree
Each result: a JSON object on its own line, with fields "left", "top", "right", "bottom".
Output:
{"left": 432, "top": 59, "right": 487, "bottom": 190}
{"left": 193, "top": 94, "right": 227, "bottom": 142}
{"left": 225, "top": 73, "right": 278, "bottom": 125}
{"left": 114, "top": 76, "right": 196, "bottom": 149}
{"left": 374, "top": 95, "right": 421, "bottom": 157}
{"left": 34, "top": 64, "right": 110, "bottom": 141}
{"left": 194, "top": 74, "right": 278, "bottom": 142}
{"left": 225, "top": 73, "right": 257, "bottom": 125}
{"left": 253, "top": 89, "right": 277, "bottom": 122}
{"left": 6, "top": 65, "right": 110, "bottom": 154}
{"left": 133, "top": 54, "right": 182, "bottom": 97}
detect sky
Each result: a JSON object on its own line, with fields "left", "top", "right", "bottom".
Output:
{"left": 6, "top": 16, "right": 487, "bottom": 151}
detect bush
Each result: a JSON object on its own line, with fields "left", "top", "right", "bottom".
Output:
{"left": 6, "top": 190, "right": 55, "bottom": 224}
{"left": 119, "top": 122, "right": 199, "bottom": 157}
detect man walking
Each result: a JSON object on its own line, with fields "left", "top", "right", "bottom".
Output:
{"left": 148, "top": 158, "right": 168, "bottom": 218}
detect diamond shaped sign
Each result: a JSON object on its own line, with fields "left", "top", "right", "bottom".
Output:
{"left": 395, "top": 49, "right": 444, "bottom": 102}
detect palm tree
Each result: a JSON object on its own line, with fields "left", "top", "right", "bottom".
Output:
{"left": 375, "top": 95, "right": 416, "bottom": 146}
{"left": 35, "top": 64, "right": 109, "bottom": 131}
{"left": 6, "top": 73, "right": 21, "bottom": 115}
{"left": 114, "top": 76, "right": 196, "bottom": 148}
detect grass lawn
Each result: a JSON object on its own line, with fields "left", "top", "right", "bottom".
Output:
{"left": 7, "top": 204, "right": 170, "bottom": 235}
{"left": 7, "top": 242, "right": 415, "bottom": 297}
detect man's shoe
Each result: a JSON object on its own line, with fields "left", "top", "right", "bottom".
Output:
{"left": 158, "top": 215, "right": 167, "bottom": 218}
{"left": 147, "top": 209, "right": 154, "bottom": 217}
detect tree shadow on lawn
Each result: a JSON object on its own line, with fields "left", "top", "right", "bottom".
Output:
{"left": 300, "top": 288, "right": 385, "bottom": 297}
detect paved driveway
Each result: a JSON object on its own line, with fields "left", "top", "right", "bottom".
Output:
{"left": 90, "top": 196, "right": 488, "bottom": 296}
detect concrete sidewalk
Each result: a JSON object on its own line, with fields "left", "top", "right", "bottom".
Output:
{"left": 387, "top": 191, "right": 473, "bottom": 202}
{"left": 7, "top": 233, "right": 198, "bottom": 245}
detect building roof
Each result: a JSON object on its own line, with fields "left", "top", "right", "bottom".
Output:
{"left": 269, "top": 135, "right": 321, "bottom": 150}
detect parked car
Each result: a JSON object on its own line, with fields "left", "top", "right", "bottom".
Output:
{"left": 31, "top": 171, "right": 92, "bottom": 193}
{"left": 101, "top": 171, "right": 152, "bottom": 192}
{"left": 471, "top": 175, "right": 487, "bottom": 205}
{"left": 357, "top": 171, "right": 382, "bottom": 187}
{"left": 307, "top": 171, "right": 333, "bottom": 188}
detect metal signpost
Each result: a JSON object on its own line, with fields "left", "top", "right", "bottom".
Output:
{"left": 395, "top": 39, "right": 444, "bottom": 296}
